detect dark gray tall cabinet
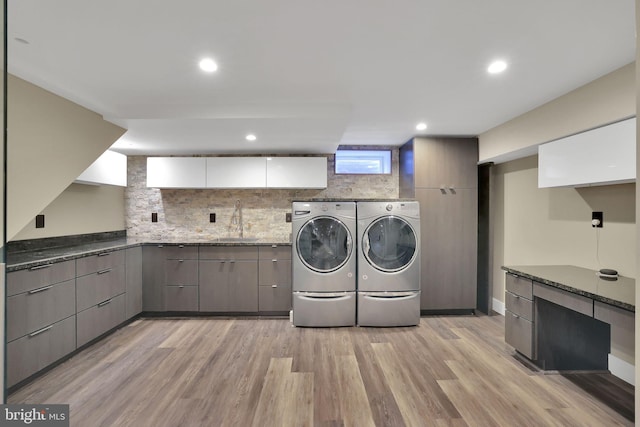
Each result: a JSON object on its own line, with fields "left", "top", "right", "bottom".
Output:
{"left": 400, "top": 137, "right": 478, "bottom": 311}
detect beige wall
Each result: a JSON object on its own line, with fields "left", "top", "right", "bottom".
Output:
{"left": 7, "top": 75, "right": 126, "bottom": 241}
{"left": 480, "top": 63, "right": 635, "bottom": 163}
{"left": 12, "top": 183, "right": 125, "bottom": 241}
{"left": 635, "top": 0, "right": 639, "bottom": 410}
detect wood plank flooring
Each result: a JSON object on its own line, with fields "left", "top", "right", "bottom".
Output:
{"left": 9, "top": 314, "right": 634, "bottom": 427}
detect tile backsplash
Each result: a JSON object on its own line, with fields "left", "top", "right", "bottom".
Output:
{"left": 125, "top": 150, "right": 399, "bottom": 241}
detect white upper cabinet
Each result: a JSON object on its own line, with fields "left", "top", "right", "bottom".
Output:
{"left": 75, "top": 150, "right": 127, "bottom": 187}
{"left": 538, "top": 117, "right": 636, "bottom": 188}
{"left": 266, "top": 157, "right": 327, "bottom": 188}
{"left": 206, "top": 157, "right": 267, "bottom": 188}
{"left": 147, "top": 157, "right": 206, "bottom": 188}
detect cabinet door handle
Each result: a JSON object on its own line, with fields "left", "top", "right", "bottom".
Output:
{"left": 97, "top": 268, "right": 112, "bottom": 275}
{"left": 272, "top": 259, "right": 278, "bottom": 262}
{"left": 513, "top": 314, "right": 520, "bottom": 319}
{"left": 98, "top": 252, "right": 110, "bottom": 257}
{"left": 178, "top": 245, "right": 185, "bottom": 248}
{"left": 178, "top": 259, "right": 184, "bottom": 262}
{"left": 98, "top": 299, "right": 112, "bottom": 307}
{"left": 178, "top": 285, "right": 185, "bottom": 288}
{"left": 28, "top": 285, "right": 53, "bottom": 294}
{"left": 29, "top": 325, "right": 53, "bottom": 338}
{"left": 513, "top": 295, "right": 520, "bottom": 299}
{"left": 29, "top": 264, "right": 51, "bottom": 271}
{"left": 271, "top": 244, "right": 277, "bottom": 248}
{"left": 229, "top": 260, "right": 235, "bottom": 263}
{"left": 271, "top": 284, "right": 278, "bottom": 288}
{"left": 158, "top": 244, "right": 164, "bottom": 248}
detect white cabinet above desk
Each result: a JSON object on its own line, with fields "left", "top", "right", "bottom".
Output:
{"left": 147, "top": 157, "right": 206, "bottom": 188}
{"left": 206, "top": 157, "right": 267, "bottom": 188}
{"left": 266, "top": 157, "right": 327, "bottom": 189}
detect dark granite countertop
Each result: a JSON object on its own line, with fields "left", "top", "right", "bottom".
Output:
{"left": 7, "top": 238, "right": 291, "bottom": 272}
{"left": 502, "top": 265, "right": 635, "bottom": 312}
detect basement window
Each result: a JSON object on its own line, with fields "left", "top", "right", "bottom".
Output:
{"left": 335, "top": 149, "right": 391, "bottom": 174}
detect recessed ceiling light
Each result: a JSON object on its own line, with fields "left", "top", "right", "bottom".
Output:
{"left": 416, "top": 122, "right": 427, "bottom": 131}
{"left": 488, "top": 60, "right": 507, "bottom": 74}
{"left": 246, "top": 134, "right": 257, "bottom": 141}
{"left": 199, "top": 58, "right": 218, "bottom": 73}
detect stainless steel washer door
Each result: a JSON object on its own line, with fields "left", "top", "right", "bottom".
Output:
{"left": 296, "top": 216, "right": 353, "bottom": 273}
{"left": 362, "top": 216, "right": 417, "bottom": 272}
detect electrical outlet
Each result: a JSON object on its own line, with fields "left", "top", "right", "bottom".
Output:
{"left": 592, "top": 211, "right": 603, "bottom": 228}
{"left": 286, "top": 213, "right": 292, "bottom": 223}
{"left": 151, "top": 212, "right": 158, "bottom": 223}
{"left": 35, "top": 214, "right": 45, "bottom": 228}
{"left": 210, "top": 213, "right": 216, "bottom": 223}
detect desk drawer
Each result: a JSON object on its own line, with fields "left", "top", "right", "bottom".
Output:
{"left": 505, "top": 291, "right": 533, "bottom": 321}
{"left": 505, "top": 310, "right": 535, "bottom": 359}
{"left": 533, "top": 282, "right": 593, "bottom": 317}
{"left": 505, "top": 273, "right": 533, "bottom": 299}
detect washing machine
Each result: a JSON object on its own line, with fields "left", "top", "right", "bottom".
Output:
{"left": 292, "top": 201, "right": 357, "bottom": 327}
{"left": 357, "top": 200, "right": 420, "bottom": 327}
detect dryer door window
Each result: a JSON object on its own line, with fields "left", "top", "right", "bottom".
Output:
{"left": 297, "top": 216, "right": 353, "bottom": 273}
{"left": 363, "top": 216, "right": 417, "bottom": 272}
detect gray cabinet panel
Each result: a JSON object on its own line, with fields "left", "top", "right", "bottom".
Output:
{"left": 533, "top": 282, "right": 593, "bottom": 317}
{"left": 162, "top": 245, "right": 198, "bottom": 260}
{"left": 76, "top": 249, "right": 125, "bottom": 277}
{"left": 505, "top": 310, "right": 535, "bottom": 359}
{"left": 125, "top": 246, "right": 143, "bottom": 319}
{"left": 505, "top": 273, "right": 533, "bottom": 300}
{"left": 142, "top": 245, "right": 165, "bottom": 311}
{"left": 258, "top": 259, "right": 292, "bottom": 286}
{"left": 505, "top": 291, "right": 533, "bottom": 321}
{"left": 165, "top": 259, "right": 198, "bottom": 286}
{"left": 76, "top": 264, "right": 126, "bottom": 312}
{"left": 199, "top": 260, "right": 258, "bottom": 312}
{"left": 417, "top": 188, "right": 477, "bottom": 310}
{"left": 258, "top": 245, "right": 292, "bottom": 260}
{"left": 7, "top": 315, "right": 76, "bottom": 387}
{"left": 200, "top": 246, "right": 259, "bottom": 260}
{"left": 165, "top": 286, "right": 199, "bottom": 311}
{"left": 7, "top": 260, "right": 75, "bottom": 296}
{"left": 77, "top": 294, "right": 126, "bottom": 347}
{"left": 258, "top": 284, "right": 292, "bottom": 312}
{"left": 7, "top": 279, "right": 76, "bottom": 342}
{"left": 412, "top": 137, "right": 478, "bottom": 189}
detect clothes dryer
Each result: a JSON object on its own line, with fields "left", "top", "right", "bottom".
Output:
{"left": 292, "top": 201, "right": 357, "bottom": 327}
{"left": 357, "top": 200, "right": 420, "bottom": 326}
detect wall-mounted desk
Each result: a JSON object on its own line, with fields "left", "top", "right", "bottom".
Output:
{"left": 501, "top": 265, "right": 634, "bottom": 372}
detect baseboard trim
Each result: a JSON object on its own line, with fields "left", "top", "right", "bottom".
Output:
{"left": 608, "top": 354, "right": 635, "bottom": 385}
{"left": 492, "top": 298, "right": 505, "bottom": 316}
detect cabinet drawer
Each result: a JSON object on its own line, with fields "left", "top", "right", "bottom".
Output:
{"left": 200, "top": 246, "right": 258, "bottom": 260}
{"left": 594, "top": 301, "right": 634, "bottom": 328}
{"left": 258, "top": 259, "right": 292, "bottom": 286}
{"left": 505, "top": 310, "right": 535, "bottom": 359}
{"left": 505, "top": 291, "right": 533, "bottom": 321}
{"left": 258, "top": 284, "right": 292, "bottom": 312}
{"left": 165, "top": 259, "right": 198, "bottom": 286}
{"left": 7, "top": 260, "right": 75, "bottom": 296}
{"left": 258, "top": 245, "right": 292, "bottom": 260}
{"left": 7, "top": 279, "right": 76, "bottom": 342}
{"left": 77, "top": 294, "right": 126, "bottom": 347}
{"left": 533, "top": 282, "right": 593, "bottom": 317}
{"left": 7, "top": 315, "right": 76, "bottom": 387}
{"left": 76, "top": 249, "right": 125, "bottom": 277}
{"left": 505, "top": 273, "right": 533, "bottom": 299}
{"left": 165, "top": 286, "right": 199, "bottom": 311}
{"left": 161, "top": 245, "right": 199, "bottom": 260}
{"left": 76, "top": 264, "right": 126, "bottom": 312}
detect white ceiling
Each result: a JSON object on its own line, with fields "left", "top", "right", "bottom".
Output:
{"left": 8, "top": 1, "right": 636, "bottom": 155}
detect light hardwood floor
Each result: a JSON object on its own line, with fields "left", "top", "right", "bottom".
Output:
{"left": 9, "top": 314, "right": 634, "bottom": 426}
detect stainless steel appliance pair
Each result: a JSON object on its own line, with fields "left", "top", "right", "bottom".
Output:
{"left": 291, "top": 200, "right": 420, "bottom": 327}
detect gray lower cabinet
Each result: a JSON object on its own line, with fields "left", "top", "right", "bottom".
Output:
{"left": 416, "top": 188, "right": 477, "bottom": 310}
{"left": 200, "top": 246, "right": 259, "bottom": 312}
{"left": 142, "top": 245, "right": 166, "bottom": 311}
{"left": 77, "top": 293, "right": 126, "bottom": 347}
{"left": 7, "top": 315, "right": 76, "bottom": 387}
{"left": 504, "top": 273, "right": 535, "bottom": 359}
{"left": 7, "top": 259, "right": 75, "bottom": 297}
{"left": 258, "top": 245, "right": 291, "bottom": 313}
{"left": 76, "top": 264, "right": 126, "bottom": 312}
{"left": 125, "top": 246, "right": 143, "bottom": 318}
{"left": 166, "top": 285, "right": 199, "bottom": 311}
